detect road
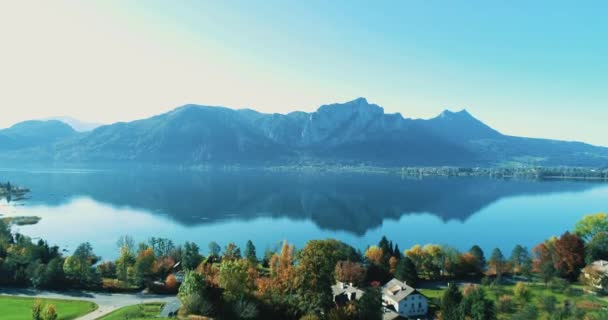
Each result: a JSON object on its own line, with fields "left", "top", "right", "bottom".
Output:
{"left": 0, "top": 287, "right": 177, "bottom": 320}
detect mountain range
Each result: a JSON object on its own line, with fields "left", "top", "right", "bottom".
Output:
{"left": 1, "top": 98, "right": 607, "bottom": 167}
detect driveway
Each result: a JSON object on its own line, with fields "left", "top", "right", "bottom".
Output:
{"left": 0, "top": 287, "right": 177, "bottom": 319}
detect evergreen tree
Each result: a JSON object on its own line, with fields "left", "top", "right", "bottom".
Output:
{"left": 245, "top": 240, "right": 257, "bottom": 264}
{"left": 441, "top": 282, "right": 463, "bottom": 320}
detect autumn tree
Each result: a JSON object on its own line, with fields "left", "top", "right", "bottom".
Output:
{"left": 533, "top": 242, "right": 556, "bottom": 285}
{"left": 364, "top": 246, "right": 383, "bottom": 267}
{"left": 334, "top": 260, "right": 365, "bottom": 285}
{"left": 134, "top": 247, "right": 156, "bottom": 286}
{"left": 165, "top": 274, "right": 178, "bottom": 292}
{"left": 553, "top": 232, "right": 585, "bottom": 281}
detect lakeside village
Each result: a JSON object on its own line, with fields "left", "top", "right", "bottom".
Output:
{"left": 4, "top": 213, "right": 608, "bottom": 319}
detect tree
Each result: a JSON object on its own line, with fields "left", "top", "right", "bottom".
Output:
{"left": 223, "top": 243, "right": 242, "bottom": 261}
{"left": 394, "top": 257, "right": 418, "bottom": 286}
{"left": 533, "top": 242, "right": 555, "bottom": 285}
{"left": 356, "top": 287, "right": 382, "bottom": 320}
{"left": 334, "top": 260, "right": 365, "bottom": 285}
{"left": 63, "top": 243, "right": 99, "bottom": 287}
{"left": 510, "top": 245, "right": 529, "bottom": 274}
{"left": 463, "top": 287, "right": 495, "bottom": 320}
{"left": 574, "top": 213, "right": 608, "bottom": 241}
{"left": 364, "top": 246, "right": 383, "bottom": 266}
{"left": 148, "top": 237, "right": 174, "bottom": 258}
{"left": 295, "top": 240, "right": 356, "bottom": 316}
{"left": 178, "top": 270, "right": 211, "bottom": 315}
{"left": 42, "top": 304, "right": 58, "bottom": 320}
{"left": 182, "top": 242, "right": 202, "bottom": 270}
{"left": 208, "top": 241, "right": 221, "bottom": 258}
{"left": 115, "top": 246, "right": 135, "bottom": 283}
{"left": 585, "top": 231, "right": 608, "bottom": 264}
{"left": 165, "top": 274, "right": 178, "bottom": 291}
{"left": 489, "top": 248, "right": 506, "bottom": 277}
{"left": 553, "top": 232, "right": 585, "bottom": 280}
{"left": 134, "top": 247, "right": 156, "bottom": 285}
{"left": 219, "top": 260, "right": 255, "bottom": 301}
{"left": 469, "top": 245, "right": 486, "bottom": 272}
{"left": 441, "top": 282, "right": 463, "bottom": 320}
{"left": 245, "top": 240, "right": 257, "bottom": 265}
{"left": 116, "top": 235, "right": 134, "bottom": 253}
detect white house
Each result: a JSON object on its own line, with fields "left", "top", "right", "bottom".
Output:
{"left": 382, "top": 278, "right": 428, "bottom": 318}
{"left": 583, "top": 260, "right": 608, "bottom": 290}
{"left": 331, "top": 281, "right": 364, "bottom": 306}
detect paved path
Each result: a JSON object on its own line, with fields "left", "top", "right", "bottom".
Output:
{"left": 0, "top": 287, "right": 177, "bottom": 319}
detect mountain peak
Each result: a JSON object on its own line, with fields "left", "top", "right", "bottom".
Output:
{"left": 438, "top": 108, "right": 473, "bottom": 119}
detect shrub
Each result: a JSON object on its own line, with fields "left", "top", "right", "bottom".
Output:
{"left": 540, "top": 295, "right": 557, "bottom": 313}
{"left": 514, "top": 282, "right": 532, "bottom": 302}
{"left": 32, "top": 299, "right": 42, "bottom": 320}
{"left": 497, "top": 295, "right": 514, "bottom": 313}
{"left": 42, "top": 304, "right": 58, "bottom": 320}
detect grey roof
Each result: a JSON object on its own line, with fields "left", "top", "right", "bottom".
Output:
{"left": 331, "top": 282, "right": 365, "bottom": 300}
{"left": 591, "top": 260, "right": 608, "bottom": 272}
{"left": 382, "top": 278, "right": 418, "bottom": 303}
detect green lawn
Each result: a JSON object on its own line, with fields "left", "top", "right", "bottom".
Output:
{"left": 0, "top": 296, "right": 97, "bottom": 320}
{"left": 98, "top": 303, "right": 164, "bottom": 320}
{"left": 420, "top": 282, "right": 608, "bottom": 319}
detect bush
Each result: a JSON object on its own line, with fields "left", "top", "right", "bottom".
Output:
{"left": 514, "top": 282, "right": 532, "bottom": 302}
{"left": 497, "top": 295, "right": 514, "bottom": 313}
{"left": 42, "top": 304, "right": 58, "bottom": 320}
{"left": 510, "top": 304, "right": 537, "bottom": 320}
{"left": 540, "top": 295, "right": 557, "bottom": 313}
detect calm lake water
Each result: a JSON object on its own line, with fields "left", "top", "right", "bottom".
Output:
{"left": 1, "top": 167, "right": 607, "bottom": 259}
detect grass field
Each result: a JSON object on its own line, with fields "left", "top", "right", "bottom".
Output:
{"left": 0, "top": 296, "right": 98, "bottom": 320}
{"left": 97, "top": 303, "right": 164, "bottom": 320}
{"left": 419, "top": 282, "right": 608, "bottom": 319}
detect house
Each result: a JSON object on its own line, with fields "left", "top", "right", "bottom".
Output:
{"left": 331, "top": 281, "right": 364, "bottom": 306}
{"left": 382, "top": 278, "right": 428, "bottom": 319}
{"left": 583, "top": 260, "right": 608, "bottom": 291}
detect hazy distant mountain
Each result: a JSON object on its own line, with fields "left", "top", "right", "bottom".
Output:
{"left": 44, "top": 116, "right": 103, "bottom": 132}
{"left": 2, "top": 98, "right": 607, "bottom": 167}
{"left": 0, "top": 120, "right": 77, "bottom": 152}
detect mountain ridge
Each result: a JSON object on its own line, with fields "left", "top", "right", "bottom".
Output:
{"left": 1, "top": 98, "right": 607, "bottom": 167}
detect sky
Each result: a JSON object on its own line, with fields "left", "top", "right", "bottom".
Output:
{"left": 0, "top": 1, "right": 607, "bottom": 145}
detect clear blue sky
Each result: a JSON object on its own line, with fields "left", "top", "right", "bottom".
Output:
{"left": 1, "top": 1, "right": 607, "bottom": 145}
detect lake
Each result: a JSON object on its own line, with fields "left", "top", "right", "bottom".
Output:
{"left": 0, "top": 167, "right": 607, "bottom": 259}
